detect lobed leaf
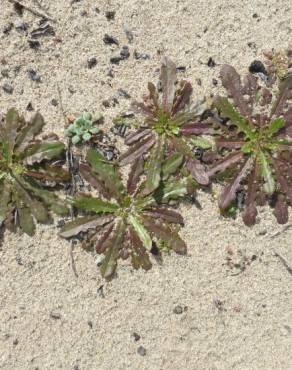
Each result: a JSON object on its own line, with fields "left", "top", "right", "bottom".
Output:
{"left": 119, "top": 134, "right": 156, "bottom": 165}
{"left": 172, "top": 81, "right": 193, "bottom": 116}
{"left": 186, "top": 157, "right": 209, "bottom": 185}
{"left": 161, "top": 152, "right": 184, "bottom": 180}
{"left": 258, "top": 152, "right": 275, "bottom": 194}
{"left": 73, "top": 196, "right": 119, "bottom": 214}
{"left": 128, "top": 214, "right": 152, "bottom": 250}
{"left": 59, "top": 215, "right": 113, "bottom": 238}
{"left": 15, "top": 113, "right": 45, "bottom": 151}
{"left": 143, "top": 206, "right": 184, "bottom": 225}
{"left": 160, "top": 57, "right": 177, "bottom": 113}
{"left": 242, "top": 165, "right": 258, "bottom": 226}
{"left": 129, "top": 226, "right": 152, "bottom": 271}
{"left": 23, "top": 142, "right": 65, "bottom": 165}
{"left": 127, "top": 157, "right": 144, "bottom": 195}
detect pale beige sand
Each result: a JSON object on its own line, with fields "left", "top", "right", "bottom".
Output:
{"left": 0, "top": 1, "right": 292, "bottom": 369}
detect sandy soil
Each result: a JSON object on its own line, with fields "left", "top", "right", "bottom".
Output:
{"left": 0, "top": 0, "right": 292, "bottom": 369}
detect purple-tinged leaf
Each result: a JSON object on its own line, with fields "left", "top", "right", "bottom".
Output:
{"left": 181, "top": 122, "right": 214, "bottom": 135}
{"left": 125, "top": 128, "right": 152, "bottom": 145}
{"left": 270, "top": 75, "right": 292, "bottom": 118}
{"left": 186, "top": 157, "right": 209, "bottom": 185}
{"left": 172, "top": 81, "right": 193, "bottom": 116}
{"left": 273, "top": 159, "right": 292, "bottom": 203}
{"left": 142, "top": 216, "right": 187, "bottom": 255}
{"left": 100, "top": 219, "right": 126, "bottom": 279}
{"left": 242, "top": 165, "right": 258, "bottom": 226}
{"left": 219, "top": 157, "right": 253, "bottom": 209}
{"left": 119, "top": 134, "right": 156, "bottom": 166}
{"left": 95, "top": 222, "right": 115, "bottom": 253}
{"left": 128, "top": 214, "right": 152, "bottom": 249}
{"left": 23, "top": 142, "right": 65, "bottom": 165}
{"left": 59, "top": 215, "right": 113, "bottom": 238}
{"left": 4, "top": 108, "right": 20, "bottom": 154}
{"left": 144, "top": 206, "right": 184, "bottom": 225}
{"left": 242, "top": 74, "right": 259, "bottom": 107}
{"left": 148, "top": 82, "right": 159, "bottom": 109}
{"left": 73, "top": 195, "right": 119, "bottom": 214}
{"left": 130, "top": 100, "right": 153, "bottom": 116}
{"left": 208, "top": 152, "right": 245, "bottom": 177}
{"left": 87, "top": 149, "right": 125, "bottom": 200}
{"left": 161, "top": 152, "right": 184, "bottom": 179}
{"left": 15, "top": 113, "right": 45, "bottom": 151}
{"left": 215, "top": 138, "right": 245, "bottom": 149}
{"left": 128, "top": 226, "right": 152, "bottom": 271}
{"left": 273, "top": 195, "right": 288, "bottom": 224}
{"left": 143, "top": 135, "right": 165, "bottom": 195}
{"left": 160, "top": 57, "right": 177, "bottom": 113}
{"left": 220, "top": 64, "right": 252, "bottom": 119}
{"left": 127, "top": 157, "right": 144, "bottom": 195}
{"left": 79, "top": 162, "right": 111, "bottom": 199}
{"left": 25, "top": 165, "right": 70, "bottom": 183}
{"left": 0, "top": 181, "right": 11, "bottom": 227}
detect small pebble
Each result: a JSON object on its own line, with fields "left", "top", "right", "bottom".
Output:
{"left": 103, "top": 34, "right": 119, "bottom": 46}
{"left": 124, "top": 25, "right": 134, "bottom": 43}
{"left": 3, "top": 23, "right": 13, "bottom": 34}
{"left": 248, "top": 60, "right": 267, "bottom": 75}
{"left": 14, "top": 2, "right": 24, "bottom": 16}
{"left": 132, "top": 332, "right": 141, "bottom": 341}
{"left": 120, "top": 46, "right": 130, "bottom": 59}
{"left": 212, "top": 78, "right": 218, "bottom": 86}
{"left": 196, "top": 78, "right": 202, "bottom": 86}
{"left": 1, "top": 69, "right": 9, "bottom": 78}
{"left": 134, "top": 51, "right": 150, "bottom": 60}
{"left": 87, "top": 57, "right": 97, "bottom": 69}
{"left": 87, "top": 320, "right": 93, "bottom": 328}
{"left": 207, "top": 57, "right": 216, "bottom": 67}
{"left": 107, "top": 68, "right": 114, "bottom": 78}
{"left": 51, "top": 98, "right": 58, "bottom": 106}
{"left": 176, "top": 66, "right": 186, "bottom": 72}
{"left": 27, "top": 68, "right": 41, "bottom": 82}
{"left": 13, "top": 339, "right": 19, "bottom": 346}
{"left": 137, "top": 346, "right": 146, "bottom": 356}
{"left": 105, "top": 11, "right": 115, "bottom": 20}
{"left": 2, "top": 83, "right": 13, "bottom": 94}
{"left": 50, "top": 311, "right": 61, "bottom": 320}
{"left": 14, "top": 20, "right": 28, "bottom": 32}
{"left": 26, "top": 102, "right": 34, "bottom": 111}
{"left": 28, "top": 40, "right": 40, "bottom": 49}
{"left": 117, "top": 88, "right": 131, "bottom": 99}
{"left": 173, "top": 305, "right": 183, "bottom": 314}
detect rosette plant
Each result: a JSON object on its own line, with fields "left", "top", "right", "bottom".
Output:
{"left": 204, "top": 65, "right": 292, "bottom": 225}
{"left": 0, "top": 109, "right": 69, "bottom": 237}
{"left": 119, "top": 57, "right": 210, "bottom": 196}
{"left": 59, "top": 149, "right": 186, "bottom": 280}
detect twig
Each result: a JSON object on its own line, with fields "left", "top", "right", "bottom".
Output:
{"left": 269, "top": 223, "right": 292, "bottom": 238}
{"left": 7, "top": 0, "right": 56, "bottom": 23}
{"left": 274, "top": 251, "right": 292, "bottom": 276}
{"left": 69, "top": 241, "right": 78, "bottom": 277}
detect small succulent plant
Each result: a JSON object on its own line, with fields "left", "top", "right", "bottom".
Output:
{"left": 119, "top": 57, "right": 210, "bottom": 196}
{"left": 65, "top": 112, "right": 102, "bottom": 145}
{"left": 59, "top": 149, "right": 186, "bottom": 279}
{"left": 0, "top": 109, "right": 69, "bottom": 237}
{"left": 203, "top": 65, "right": 292, "bottom": 225}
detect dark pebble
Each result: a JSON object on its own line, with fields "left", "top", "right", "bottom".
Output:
{"left": 107, "top": 68, "right": 114, "bottom": 78}
{"left": 14, "top": 2, "right": 24, "bottom": 16}
{"left": 132, "top": 332, "right": 141, "bottom": 341}
{"left": 94, "top": 7, "right": 100, "bottom": 13}
{"left": 120, "top": 46, "right": 130, "bottom": 59}
{"left": 196, "top": 78, "right": 202, "bottom": 86}
{"left": 212, "top": 78, "right": 218, "bottom": 86}
{"left": 87, "top": 320, "right": 93, "bottom": 328}
{"left": 13, "top": 338, "right": 19, "bottom": 346}
{"left": 51, "top": 98, "right": 58, "bottom": 106}
{"left": 117, "top": 88, "right": 131, "bottom": 99}
{"left": 103, "top": 34, "right": 119, "bottom": 46}
{"left": 177, "top": 66, "right": 186, "bottom": 72}
{"left": 207, "top": 57, "right": 216, "bottom": 67}
{"left": 57, "top": 219, "right": 65, "bottom": 228}
{"left": 105, "top": 11, "right": 115, "bottom": 20}
{"left": 28, "top": 40, "right": 40, "bottom": 49}
{"left": 110, "top": 55, "right": 123, "bottom": 65}
{"left": 252, "top": 13, "right": 259, "bottom": 18}
{"left": 137, "top": 346, "right": 146, "bottom": 356}
{"left": 134, "top": 51, "right": 150, "bottom": 60}
{"left": 80, "top": 10, "right": 87, "bottom": 16}
{"left": 248, "top": 60, "right": 267, "bottom": 75}
{"left": 27, "top": 68, "right": 41, "bottom": 82}
{"left": 87, "top": 57, "right": 97, "bottom": 69}
{"left": 1, "top": 69, "right": 9, "bottom": 78}
{"left": 2, "top": 83, "right": 13, "bottom": 94}
{"left": 50, "top": 311, "right": 61, "bottom": 320}
{"left": 124, "top": 27, "right": 134, "bottom": 43}
{"left": 173, "top": 305, "right": 183, "bottom": 314}
{"left": 14, "top": 20, "right": 28, "bottom": 32}
{"left": 247, "top": 42, "right": 256, "bottom": 49}
{"left": 26, "top": 102, "right": 34, "bottom": 111}
{"left": 3, "top": 23, "right": 13, "bottom": 34}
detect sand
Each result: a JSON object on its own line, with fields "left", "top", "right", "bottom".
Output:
{"left": 0, "top": 0, "right": 292, "bottom": 369}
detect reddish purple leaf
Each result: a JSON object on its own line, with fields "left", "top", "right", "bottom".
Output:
{"left": 125, "top": 128, "right": 152, "bottom": 145}
{"left": 215, "top": 138, "right": 245, "bottom": 149}
{"left": 273, "top": 195, "right": 288, "bottom": 224}
{"left": 208, "top": 151, "right": 245, "bottom": 177}
{"left": 128, "top": 226, "right": 152, "bottom": 271}
{"left": 160, "top": 57, "right": 177, "bottom": 113}
{"left": 172, "top": 81, "right": 193, "bottom": 116}
{"left": 119, "top": 134, "right": 156, "bottom": 165}
{"left": 144, "top": 206, "right": 184, "bottom": 225}
{"left": 186, "top": 157, "right": 209, "bottom": 185}
{"left": 79, "top": 162, "right": 111, "bottom": 199}
{"left": 219, "top": 157, "right": 253, "bottom": 209}
{"left": 130, "top": 101, "right": 153, "bottom": 116}
{"left": 242, "top": 165, "right": 258, "bottom": 226}
{"left": 181, "top": 122, "right": 213, "bottom": 135}
{"left": 95, "top": 221, "right": 115, "bottom": 253}
{"left": 127, "top": 157, "right": 144, "bottom": 194}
